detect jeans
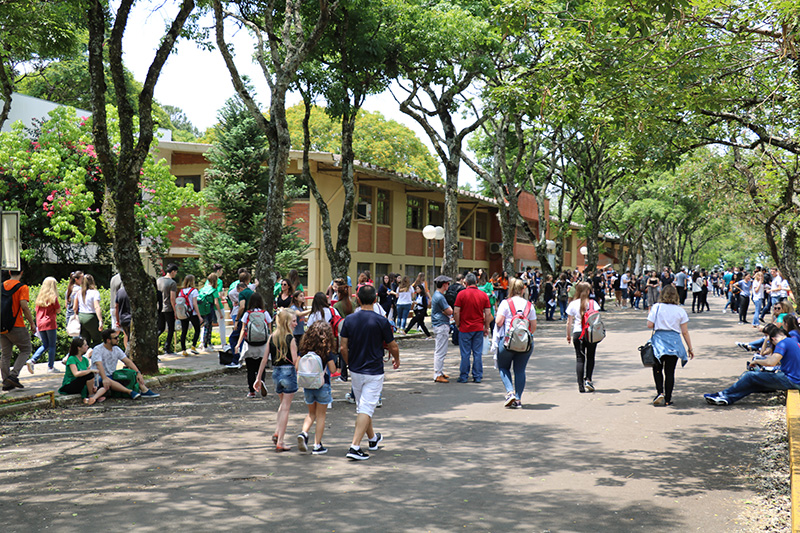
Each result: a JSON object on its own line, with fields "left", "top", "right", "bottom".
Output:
{"left": 545, "top": 302, "right": 556, "bottom": 320}
{"left": 228, "top": 323, "right": 242, "bottom": 362}
{"left": 458, "top": 330, "right": 484, "bottom": 381}
{"left": 157, "top": 311, "right": 176, "bottom": 353}
{"left": 30, "top": 328, "right": 58, "bottom": 368}
{"left": 202, "top": 312, "right": 216, "bottom": 348}
{"left": 558, "top": 300, "right": 568, "bottom": 320}
{"left": 396, "top": 303, "right": 411, "bottom": 330}
{"left": 746, "top": 338, "right": 764, "bottom": 351}
{"left": 496, "top": 344, "right": 533, "bottom": 400}
{"left": 752, "top": 299, "right": 763, "bottom": 326}
{"left": 719, "top": 370, "right": 800, "bottom": 404}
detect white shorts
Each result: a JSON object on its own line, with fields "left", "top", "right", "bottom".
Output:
{"left": 350, "top": 372, "right": 384, "bottom": 417}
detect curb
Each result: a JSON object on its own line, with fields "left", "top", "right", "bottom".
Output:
{"left": 0, "top": 367, "right": 227, "bottom": 419}
{"left": 788, "top": 390, "right": 800, "bottom": 531}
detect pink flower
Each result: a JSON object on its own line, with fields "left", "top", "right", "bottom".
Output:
{"left": 46, "top": 194, "right": 54, "bottom": 201}
{"left": 47, "top": 212, "right": 54, "bottom": 218}
{"left": 43, "top": 202, "right": 48, "bottom": 208}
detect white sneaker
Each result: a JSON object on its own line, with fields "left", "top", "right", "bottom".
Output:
{"left": 26, "top": 360, "right": 35, "bottom": 374}
{"left": 47, "top": 367, "right": 62, "bottom": 374}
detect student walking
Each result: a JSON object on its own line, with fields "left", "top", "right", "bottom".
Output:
{"left": 296, "top": 321, "right": 336, "bottom": 455}
{"left": 156, "top": 263, "right": 179, "bottom": 355}
{"left": 566, "top": 282, "right": 600, "bottom": 393}
{"left": 238, "top": 293, "right": 273, "bottom": 398}
{"left": 395, "top": 276, "right": 413, "bottom": 331}
{"left": 493, "top": 278, "right": 536, "bottom": 408}
{"left": 254, "top": 308, "right": 298, "bottom": 451}
{"left": 340, "top": 285, "right": 399, "bottom": 461}
{"left": 1, "top": 269, "right": 35, "bottom": 391}
{"left": 26, "top": 277, "right": 61, "bottom": 373}
{"left": 648, "top": 285, "right": 694, "bottom": 406}
{"left": 404, "top": 284, "right": 431, "bottom": 336}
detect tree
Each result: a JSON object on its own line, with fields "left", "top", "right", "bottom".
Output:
{"left": 284, "top": 103, "right": 440, "bottom": 182}
{"left": 212, "top": 0, "right": 336, "bottom": 308}
{"left": 0, "top": 0, "right": 84, "bottom": 128}
{"left": 393, "top": 0, "right": 497, "bottom": 278}
{"left": 295, "top": 0, "right": 401, "bottom": 280}
{"left": 86, "top": 0, "right": 197, "bottom": 374}
{"left": 186, "top": 97, "right": 308, "bottom": 278}
{"left": 162, "top": 104, "right": 200, "bottom": 141}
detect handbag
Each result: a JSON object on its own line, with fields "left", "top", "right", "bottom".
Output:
{"left": 66, "top": 314, "right": 81, "bottom": 337}
{"left": 639, "top": 305, "right": 657, "bottom": 367}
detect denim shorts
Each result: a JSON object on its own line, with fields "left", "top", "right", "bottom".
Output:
{"left": 272, "top": 365, "right": 298, "bottom": 394}
{"left": 303, "top": 382, "right": 332, "bottom": 405}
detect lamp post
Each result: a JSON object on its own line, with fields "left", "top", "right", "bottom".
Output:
{"left": 422, "top": 225, "right": 445, "bottom": 278}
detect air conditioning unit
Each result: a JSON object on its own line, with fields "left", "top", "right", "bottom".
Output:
{"left": 489, "top": 242, "right": 502, "bottom": 255}
{"left": 356, "top": 202, "right": 372, "bottom": 221}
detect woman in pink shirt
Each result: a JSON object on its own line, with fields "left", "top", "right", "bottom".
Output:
{"left": 26, "top": 277, "right": 61, "bottom": 373}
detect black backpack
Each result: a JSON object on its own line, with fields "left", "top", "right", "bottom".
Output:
{"left": 445, "top": 283, "right": 464, "bottom": 307}
{"left": 1, "top": 282, "right": 23, "bottom": 334}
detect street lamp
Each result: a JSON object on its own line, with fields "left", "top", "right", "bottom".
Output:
{"left": 423, "top": 224, "right": 445, "bottom": 277}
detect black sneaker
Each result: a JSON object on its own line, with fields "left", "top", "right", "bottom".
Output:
{"left": 9, "top": 376, "right": 23, "bottom": 389}
{"left": 1, "top": 378, "right": 14, "bottom": 391}
{"left": 312, "top": 444, "right": 328, "bottom": 455}
{"left": 346, "top": 447, "right": 369, "bottom": 461}
{"left": 368, "top": 432, "right": 383, "bottom": 451}
{"left": 297, "top": 432, "right": 309, "bottom": 453}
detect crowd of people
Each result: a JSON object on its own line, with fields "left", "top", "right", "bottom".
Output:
{"left": 3, "top": 260, "right": 800, "bottom": 459}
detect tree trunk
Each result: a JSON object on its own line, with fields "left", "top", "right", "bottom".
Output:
{"left": 331, "top": 108, "right": 357, "bottom": 280}
{"left": 442, "top": 151, "right": 460, "bottom": 279}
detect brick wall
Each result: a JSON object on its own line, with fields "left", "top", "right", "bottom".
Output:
{"left": 406, "top": 230, "right": 424, "bottom": 256}
{"left": 172, "top": 153, "right": 208, "bottom": 165}
{"left": 460, "top": 238, "right": 473, "bottom": 260}
{"left": 376, "top": 226, "right": 391, "bottom": 253}
{"left": 167, "top": 207, "right": 200, "bottom": 247}
{"left": 358, "top": 223, "right": 373, "bottom": 253}
{"left": 475, "top": 240, "right": 487, "bottom": 261}
{"left": 286, "top": 202, "right": 310, "bottom": 242}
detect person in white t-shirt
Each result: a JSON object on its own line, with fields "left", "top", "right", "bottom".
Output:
{"left": 566, "top": 282, "right": 600, "bottom": 393}
{"left": 74, "top": 274, "right": 103, "bottom": 346}
{"left": 646, "top": 284, "right": 695, "bottom": 406}
{"left": 492, "top": 278, "right": 537, "bottom": 408}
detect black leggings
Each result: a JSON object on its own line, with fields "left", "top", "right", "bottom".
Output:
{"left": 405, "top": 312, "right": 430, "bottom": 336}
{"left": 692, "top": 292, "right": 702, "bottom": 313}
{"left": 180, "top": 315, "right": 201, "bottom": 351}
{"left": 572, "top": 332, "right": 597, "bottom": 384}
{"left": 245, "top": 358, "right": 265, "bottom": 393}
{"left": 738, "top": 295, "right": 750, "bottom": 323}
{"left": 652, "top": 355, "right": 679, "bottom": 403}
{"left": 60, "top": 373, "right": 94, "bottom": 395}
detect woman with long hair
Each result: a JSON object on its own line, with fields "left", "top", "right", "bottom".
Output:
{"left": 289, "top": 290, "right": 310, "bottom": 346}
{"left": 395, "top": 276, "right": 413, "bottom": 331}
{"left": 413, "top": 272, "right": 427, "bottom": 296}
{"left": 255, "top": 308, "right": 299, "bottom": 451}
{"left": 59, "top": 336, "right": 107, "bottom": 405}
{"left": 178, "top": 274, "right": 201, "bottom": 356}
{"left": 404, "top": 284, "right": 431, "bottom": 337}
{"left": 286, "top": 269, "right": 303, "bottom": 293}
{"left": 295, "top": 321, "right": 336, "bottom": 455}
{"left": 276, "top": 279, "right": 294, "bottom": 309}
{"left": 737, "top": 273, "right": 753, "bottom": 324}
{"left": 26, "top": 277, "right": 61, "bottom": 373}
{"left": 566, "top": 282, "right": 600, "bottom": 393}
{"left": 75, "top": 274, "right": 103, "bottom": 345}
{"left": 377, "top": 274, "right": 396, "bottom": 318}
{"left": 333, "top": 284, "right": 354, "bottom": 318}
{"left": 493, "top": 278, "right": 536, "bottom": 408}
{"left": 645, "top": 271, "right": 660, "bottom": 312}
{"left": 647, "top": 284, "right": 694, "bottom": 406}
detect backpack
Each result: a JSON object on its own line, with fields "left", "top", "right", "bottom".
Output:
{"left": 197, "top": 286, "right": 216, "bottom": 316}
{"left": 329, "top": 307, "right": 343, "bottom": 337}
{"left": 445, "top": 283, "right": 464, "bottom": 307}
{"left": 579, "top": 300, "right": 606, "bottom": 344}
{"left": 556, "top": 282, "right": 570, "bottom": 301}
{"left": 175, "top": 288, "right": 191, "bottom": 320}
{"left": 1, "top": 281, "right": 23, "bottom": 334}
{"left": 503, "top": 299, "right": 533, "bottom": 352}
{"left": 297, "top": 352, "right": 325, "bottom": 389}
{"left": 246, "top": 310, "right": 269, "bottom": 346}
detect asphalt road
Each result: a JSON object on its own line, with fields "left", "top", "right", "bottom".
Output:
{"left": 0, "top": 302, "right": 778, "bottom": 532}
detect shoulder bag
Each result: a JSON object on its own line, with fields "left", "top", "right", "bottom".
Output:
{"left": 639, "top": 305, "right": 657, "bottom": 367}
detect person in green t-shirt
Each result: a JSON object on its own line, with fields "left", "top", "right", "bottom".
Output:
{"left": 59, "top": 336, "right": 107, "bottom": 404}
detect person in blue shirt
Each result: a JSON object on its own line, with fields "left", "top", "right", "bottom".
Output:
{"left": 736, "top": 273, "right": 753, "bottom": 324}
{"left": 705, "top": 323, "right": 800, "bottom": 405}
{"left": 430, "top": 276, "right": 454, "bottom": 383}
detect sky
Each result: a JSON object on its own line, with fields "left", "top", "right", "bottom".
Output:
{"left": 121, "top": 3, "right": 479, "bottom": 187}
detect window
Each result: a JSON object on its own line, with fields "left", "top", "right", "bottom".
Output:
{"left": 376, "top": 189, "right": 390, "bottom": 225}
{"left": 357, "top": 262, "right": 373, "bottom": 280}
{"left": 375, "top": 263, "right": 391, "bottom": 280}
{"left": 406, "top": 264, "right": 424, "bottom": 279}
{"left": 428, "top": 201, "right": 444, "bottom": 227}
{"left": 176, "top": 175, "right": 201, "bottom": 192}
{"left": 475, "top": 212, "right": 487, "bottom": 240}
{"left": 356, "top": 184, "right": 373, "bottom": 221}
{"left": 459, "top": 209, "right": 473, "bottom": 237}
{"left": 407, "top": 196, "right": 423, "bottom": 229}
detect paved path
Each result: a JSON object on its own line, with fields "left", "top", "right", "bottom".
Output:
{"left": 0, "top": 302, "right": 778, "bottom": 531}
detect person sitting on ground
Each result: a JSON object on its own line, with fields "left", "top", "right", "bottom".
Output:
{"left": 91, "top": 328, "right": 160, "bottom": 400}
{"left": 59, "top": 336, "right": 107, "bottom": 405}
{"left": 705, "top": 323, "right": 800, "bottom": 405}
{"left": 736, "top": 301, "right": 794, "bottom": 353}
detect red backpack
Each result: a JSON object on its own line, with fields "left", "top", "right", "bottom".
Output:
{"left": 329, "top": 306, "right": 343, "bottom": 337}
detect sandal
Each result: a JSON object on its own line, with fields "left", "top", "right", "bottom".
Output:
{"left": 275, "top": 444, "right": 292, "bottom": 452}
{"left": 272, "top": 434, "right": 278, "bottom": 445}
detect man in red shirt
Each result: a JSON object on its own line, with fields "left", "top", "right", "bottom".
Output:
{"left": 454, "top": 272, "right": 492, "bottom": 383}
{"left": 1, "top": 270, "right": 35, "bottom": 390}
